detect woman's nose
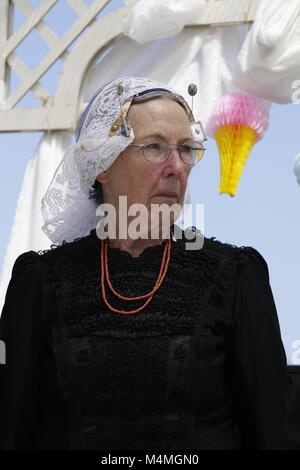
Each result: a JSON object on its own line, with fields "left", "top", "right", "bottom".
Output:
{"left": 165, "top": 147, "right": 185, "bottom": 172}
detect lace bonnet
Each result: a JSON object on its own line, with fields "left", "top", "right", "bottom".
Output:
{"left": 41, "top": 76, "right": 205, "bottom": 244}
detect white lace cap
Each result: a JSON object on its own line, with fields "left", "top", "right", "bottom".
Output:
{"left": 41, "top": 76, "right": 202, "bottom": 244}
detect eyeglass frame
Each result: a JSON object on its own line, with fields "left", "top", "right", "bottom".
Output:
{"left": 127, "top": 141, "right": 206, "bottom": 167}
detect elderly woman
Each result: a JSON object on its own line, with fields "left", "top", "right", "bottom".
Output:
{"left": 0, "top": 76, "right": 294, "bottom": 450}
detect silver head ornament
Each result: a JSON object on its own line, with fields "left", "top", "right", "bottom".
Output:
{"left": 187, "top": 83, "right": 207, "bottom": 143}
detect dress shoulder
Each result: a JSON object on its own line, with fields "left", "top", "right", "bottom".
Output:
{"left": 238, "top": 245, "right": 270, "bottom": 280}
{"left": 1, "top": 250, "right": 41, "bottom": 314}
{"left": 9, "top": 250, "right": 39, "bottom": 280}
{"left": 202, "top": 236, "right": 269, "bottom": 281}
{"left": 1, "top": 247, "right": 60, "bottom": 345}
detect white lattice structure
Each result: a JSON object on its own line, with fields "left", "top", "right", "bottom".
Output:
{"left": 0, "top": 0, "right": 259, "bottom": 133}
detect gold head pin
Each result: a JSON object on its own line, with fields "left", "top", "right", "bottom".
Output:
{"left": 117, "top": 84, "right": 124, "bottom": 96}
{"left": 108, "top": 83, "right": 132, "bottom": 137}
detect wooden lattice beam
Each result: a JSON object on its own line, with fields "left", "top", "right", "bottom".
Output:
{"left": 3, "top": 0, "right": 57, "bottom": 57}
{"left": 67, "top": 0, "right": 88, "bottom": 17}
{"left": 14, "top": 0, "right": 68, "bottom": 53}
{"left": 7, "top": 53, "right": 50, "bottom": 102}
{"left": 7, "top": 0, "right": 110, "bottom": 108}
{"left": 0, "top": 0, "right": 11, "bottom": 107}
{"left": 190, "top": 0, "right": 259, "bottom": 26}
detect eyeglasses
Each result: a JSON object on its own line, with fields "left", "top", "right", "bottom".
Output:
{"left": 128, "top": 141, "right": 206, "bottom": 166}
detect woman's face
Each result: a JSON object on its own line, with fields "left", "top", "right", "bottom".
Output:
{"left": 96, "top": 96, "right": 193, "bottom": 223}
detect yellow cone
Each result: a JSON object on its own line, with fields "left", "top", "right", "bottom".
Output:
{"left": 214, "top": 124, "right": 257, "bottom": 197}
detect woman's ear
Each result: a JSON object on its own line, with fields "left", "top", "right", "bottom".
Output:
{"left": 96, "top": 171, "right": 109, "bottom": 184}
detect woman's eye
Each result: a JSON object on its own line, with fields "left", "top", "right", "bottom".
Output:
{"left": 180, "top": 145, "right": 192, "bottom": 153}
{"left": 146, "top": 143, "right": 161, "bottom": 150}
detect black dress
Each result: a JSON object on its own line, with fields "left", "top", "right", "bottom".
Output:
{"left": 0, "top": 227, "right": 295, "bottom": 449}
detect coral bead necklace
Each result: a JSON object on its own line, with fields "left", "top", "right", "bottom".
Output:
{"left": 100, "top": 236, "right": 171, "bottom": 314}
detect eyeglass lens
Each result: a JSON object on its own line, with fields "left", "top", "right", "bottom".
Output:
{"left": 142, "top": 142, "right": 204, "bottom": 165}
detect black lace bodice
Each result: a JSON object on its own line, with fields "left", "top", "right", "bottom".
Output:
{"left": 0, "top": 228, "right": 293, "bottom": 449}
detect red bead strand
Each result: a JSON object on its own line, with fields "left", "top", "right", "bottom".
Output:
{"left": 100, "top": 236, "right": 171, "bottom": 314}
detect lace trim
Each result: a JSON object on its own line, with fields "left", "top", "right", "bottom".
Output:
{"left": 37, "top": 233, "right": 90, "bottom": 256}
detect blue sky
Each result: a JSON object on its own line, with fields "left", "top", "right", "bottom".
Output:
{"left": 0, "top": 0, "right": 300, "bottom": 364}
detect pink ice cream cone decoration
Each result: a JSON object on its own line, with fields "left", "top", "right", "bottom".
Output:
{"left": 209, "top": 92, "right": 269, "bottom": 196}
